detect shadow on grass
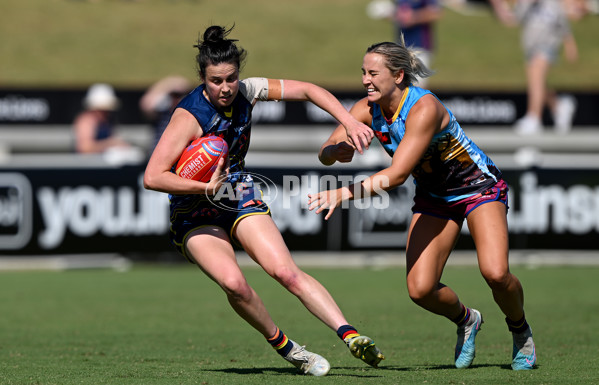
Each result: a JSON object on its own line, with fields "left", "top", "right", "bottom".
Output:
{"left": 204, "top": 362, "right": 528, "bottom": 376}
{"left": 203, "top": 366, "right": 389, "bottom": 378}
{"left": 379, "top": 363, "right": 514, "bottom": 371}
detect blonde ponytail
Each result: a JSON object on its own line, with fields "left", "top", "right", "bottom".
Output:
{"left": 366, "top": 41, "right": 434, "bottom": 87}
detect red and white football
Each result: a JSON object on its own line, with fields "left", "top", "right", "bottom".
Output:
{"left": 175, "top": 136, "right": 228, "bottom": 182}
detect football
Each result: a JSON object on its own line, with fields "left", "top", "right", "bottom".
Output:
{"left": 175, "top": 136, "right": 228, "bottom": 182}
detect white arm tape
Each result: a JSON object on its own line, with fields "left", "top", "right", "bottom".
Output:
{"left": 240, "top": 77, "right": 269, "bottom": 103}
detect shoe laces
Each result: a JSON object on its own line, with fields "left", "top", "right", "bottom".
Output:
{"left": 287, "top": 344, "right": 309, "bottom": 364}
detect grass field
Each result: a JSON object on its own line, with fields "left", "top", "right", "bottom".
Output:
{"left": 1, "top": 263, "right": 598, "bottom": 384}
{"left": 1, "top": 0, "right": 598, "bottom": 90}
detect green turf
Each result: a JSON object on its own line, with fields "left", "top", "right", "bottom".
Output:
{"left": 1, "top": 263, "right": 598, "bottom": 384}
{"left": 1, "top": 0, "right": 598, "bottom": 90}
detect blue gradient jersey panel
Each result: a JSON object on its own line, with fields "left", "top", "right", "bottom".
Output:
{"left": 371, "top": 86, "right": 502, "bottom": 202}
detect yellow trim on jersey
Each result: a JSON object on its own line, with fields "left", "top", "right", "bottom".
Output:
{"left": 380, "top": 86, "right": 410, "bottom": 124}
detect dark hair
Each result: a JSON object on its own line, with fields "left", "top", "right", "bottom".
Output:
{"left": 366, "top": 39, "right": 433, "bottom": 87}
{"left": 194, "top": 25, "right": 247, "bottom": 80}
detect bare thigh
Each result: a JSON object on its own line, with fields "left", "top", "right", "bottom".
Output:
{"left": 406, "top": 213, "right": 462, "bottom": 296}
{"left": 466, "top": 201, "right": 510, "bottom": 282}
{"left": 233, "top": 214, "right": 300, "bottom": 276}
{"left": 185, "top": 226, "right": 247, "bottom": 289}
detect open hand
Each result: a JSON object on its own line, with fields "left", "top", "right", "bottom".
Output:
{"left": 308, "top": 189, "right": 342, "bottom": 220}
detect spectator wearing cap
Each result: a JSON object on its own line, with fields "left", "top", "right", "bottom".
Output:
{"left": 73, "top": 83, "right": 131, "bottom": 153}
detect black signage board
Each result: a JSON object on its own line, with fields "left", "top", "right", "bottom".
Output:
{"left": 1, "top": 165, "right": 599, "bottom": 256}
{"left": 1, "top": 88, "right": 597, "bottom": 126}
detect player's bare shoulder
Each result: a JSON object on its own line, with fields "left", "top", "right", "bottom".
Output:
{"left": 350, "top": 97, "right": 374, "bottom": 126}
{"left": 408, "top": 93, "right": 448, "bottom": 132}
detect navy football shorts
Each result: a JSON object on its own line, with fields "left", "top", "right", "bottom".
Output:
{"left": 169, "top": 181, "right": 269, "bottom": 262}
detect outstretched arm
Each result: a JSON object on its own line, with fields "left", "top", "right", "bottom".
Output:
{"left": 309, "top": 94, "right": 443, "bottom": 220}
{"left": 269, "top": 79, "right": 374, "bottom": 154}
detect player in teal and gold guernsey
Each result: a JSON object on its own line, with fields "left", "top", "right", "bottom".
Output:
{"left": 371, "top": 85, "right": 502, "bottom": 202}
{"left": 144, "top": 25, "right": 383, "bottom": 376}
{"left": 309, "top": 38, "right": 536, "bottom": 370}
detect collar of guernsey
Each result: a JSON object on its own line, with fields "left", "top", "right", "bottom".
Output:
{"left": 372, "top": 86, "right": 425, "bottom": 152}
{"left": 384, "top": 85, "right": 410, "bottom": 125}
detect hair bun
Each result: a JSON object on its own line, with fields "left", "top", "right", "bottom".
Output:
{"left": 194, "top": 24, "right": 246, "bottom": 78}
{"left": 203, "top": 25, "right": 226, "bottom": 45}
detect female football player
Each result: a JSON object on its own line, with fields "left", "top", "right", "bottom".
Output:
{"left": 308, "top": 39, "right": 537, "bottom": 370}
{"left": 143, "top": 25, "right": 383, "bottom": 376}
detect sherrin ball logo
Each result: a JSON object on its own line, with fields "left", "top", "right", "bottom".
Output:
{"left": 175, "top": 136, "right": 228, "bottom": 182}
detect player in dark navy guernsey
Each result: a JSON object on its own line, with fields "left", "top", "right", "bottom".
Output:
{"left": 143, "top": 25, "right": 383, "bottom": 376}
{"left": 309, "top": 38, "right": 536, "bottom": 371}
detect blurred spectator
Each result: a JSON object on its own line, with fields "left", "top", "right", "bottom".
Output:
{"left": 73, "top": 83, "right": 130, "bottom": 153}
{"left": 367, "top": 0, "right": 442, "bottom": 87}
{"left": 490, "top": 0, "right": 588, "bottom": 135}
{"left": 139, "top": 75, "right": 192, "bottom": 155}
{"left": 393, "top": 0, "right": 442, "bottom": 87}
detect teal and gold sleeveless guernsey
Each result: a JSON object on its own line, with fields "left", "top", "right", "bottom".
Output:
{"left": 371, "top": 86, "right": 502, "bottom": 202}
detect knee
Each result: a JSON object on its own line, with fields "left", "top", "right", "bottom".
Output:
{"left": 270, "top": 266, "right": 303, "bottom": 293}
{"left": 482, "top": 269, "right": 512, "bottom": 291}
{"left": 407, "top": 280, "right": 435, "bottom": 306}
{"left": 220, "top": 277, "right": 253, "bottom": 302}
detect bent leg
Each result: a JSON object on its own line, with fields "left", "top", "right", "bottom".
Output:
{"left": 468, "top": 201, "right": 536, "bottom": 369}
{"left": 407, "top": 213, "right": 485, "bottom": 368}
{"left": 187, "top": 227, "right": 335, "bottom": 375}
{"left": 234, "top": 214, "right": 347, "bottom": 331}
{"left": 185, "top": 226, "right": 276, "bottom": 338}
{"left": 236, "top": 215, "right": 385, "bottom": 368}
{"left": 467, "top": 202, "right": 524, "bottom": 321}
{"left": 405, "top": 213, "right": 464, "bottom": 320}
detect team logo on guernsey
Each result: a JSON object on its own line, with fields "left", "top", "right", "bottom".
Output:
{"left": 374, "top": 130, "right": 391, "bottom": 144}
